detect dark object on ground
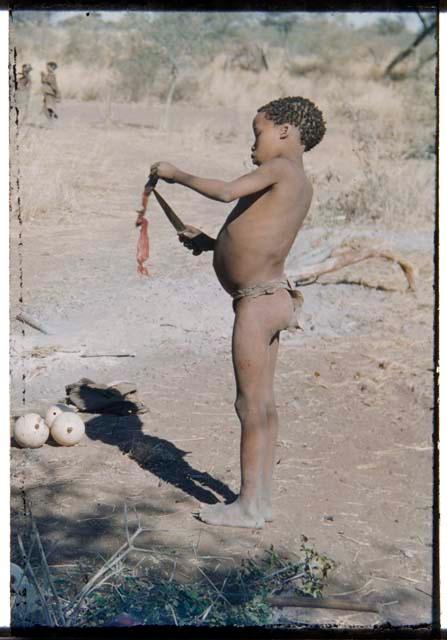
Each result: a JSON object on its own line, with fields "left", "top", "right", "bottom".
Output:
{"left": 65, "top": 378, "right": 147, "bottom": 415}
{"left": 16, "top": 312, "right": 49, "bottom": 335}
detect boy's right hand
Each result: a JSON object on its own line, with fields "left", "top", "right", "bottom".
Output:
{"left": 178, "top": 225, "right": 214, "bottom": 255}
{"left": 150, "top": 161, "right": 177, "bottom": 183}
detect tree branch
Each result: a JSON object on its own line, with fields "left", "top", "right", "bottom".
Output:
{"left": 383, "top": 20, "right": 436, "bottom": 78}
{"left": 292, "top": 245, "right": 415, "bottom": 292}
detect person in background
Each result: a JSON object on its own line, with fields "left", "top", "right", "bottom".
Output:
{"left": 41, "top": 61, "right": 61, "bottom": 120}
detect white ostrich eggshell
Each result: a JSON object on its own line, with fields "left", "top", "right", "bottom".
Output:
{"left": 45, "top": 403, "right": 74, "bottom": 428}
{"left": 14, "top": 414, "right": 49, "bottom": 448}
{"left": 51, "top": 412, "right": 85, "bottom": 446}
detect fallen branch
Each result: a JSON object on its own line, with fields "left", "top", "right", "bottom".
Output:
{"left": 266, "top": 594, "right": 379, "bottom": 613}
{"left": 16, "top": 312, "right": 50, "bottom": 335}
{"left": 293, "top": 245, "right": 415, "bottom": 291}
{"left": 79, "top": 353, "right": 136, "bottom": 358}
{"left": 317, "top": 278, "right": 400, "bottom": 292}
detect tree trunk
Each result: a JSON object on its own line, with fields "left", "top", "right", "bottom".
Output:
{"left": 160, "top": 69, "right": 178, "bottom": 131}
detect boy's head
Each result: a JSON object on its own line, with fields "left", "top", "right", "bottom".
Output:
{"left": 257, "top": 96, "right": 326, "bottom": 153}
{"left": 22, "top": 63, "right": 32, "bottom": 73}
{"left": 47, "top": 61, "right": 58, "bottom": 71}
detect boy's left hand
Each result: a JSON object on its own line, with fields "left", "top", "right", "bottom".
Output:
{"left": 178, "top": 225, "right": 214, "bottom": 255}
{"left": 150, "top": 161, "right": 177, "bottom": 183}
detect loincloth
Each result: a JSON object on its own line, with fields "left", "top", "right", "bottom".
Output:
{"left": 231, "top": 277, "right": 304, "bottom": 331}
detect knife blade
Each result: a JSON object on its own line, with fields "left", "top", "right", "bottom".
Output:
{"left": 152, "top": 189, "right": 186, "bottom": 233}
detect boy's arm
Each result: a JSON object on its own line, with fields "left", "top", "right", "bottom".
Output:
{"left": 151, "top": 160, "right": 282, "bottom": 203}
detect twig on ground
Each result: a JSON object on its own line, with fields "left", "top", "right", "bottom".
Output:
{"left": 415, "top": 587, "right": 432, "bottom": 598}
{"left": 318, "top": 278, "right": 400, "bottom": 292}
{"left": 79, "top": 353, "right": 136, "bottom": 358}
{"left": 31, "top": 519, "right": 66, "bottom": 626}
{"left": 338, "top": 532, "right": 370, "bottom": 547}
{"left": 397, "top": 575, "right": 421, "bottom": 584}
{"left": 197, "top": 566, "right": 232, "bottom": 607}
{"left": 282, "top": 572, "right": 306, "bottom": 585}
{"left": 330, "top": 579, "right": 373, "bottom": 596}
{"left": 256, "top": 565, "right": 301, "bottom": 583}
{"left": 124, "top": 503, "right": 130, "bottom": 546}
{"left": 199, "top": 575, "right": 229, "bottom": 623}
{"left": 17, "top": 534, "right": 55, "bottom": 626}
{"left": 16, "top": 312, "right": 50, "bottom": 335}
{"left": 169, "top": 604, "right": 179, "bottom": 626}
{"left": 169, "top": 560, "right": 177, "bottom": 583}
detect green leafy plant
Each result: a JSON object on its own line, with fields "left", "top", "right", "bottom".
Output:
{"left": 12, "top": 515, "right": 335, "bottom": 629}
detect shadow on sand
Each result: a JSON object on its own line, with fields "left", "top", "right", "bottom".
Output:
{"left": 85, "top": 412, "right": 237, "bottom": 506}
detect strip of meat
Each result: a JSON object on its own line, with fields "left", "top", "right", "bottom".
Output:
{"left": 135, "top": 174, "right": 158, "bottom": 277}
{"left": 136, "top": 216, "right": 150, "bottom": 276}
{"left": 135, "top": 190, "right": 150, "bottom": 276}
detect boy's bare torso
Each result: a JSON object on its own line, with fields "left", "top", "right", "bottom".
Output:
{"left": 213, "top": 159, "right": 313, "bottom": 293}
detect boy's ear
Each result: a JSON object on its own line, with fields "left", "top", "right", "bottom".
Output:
{"left": 279, "top": 124, "right": 291, "bottom": 139}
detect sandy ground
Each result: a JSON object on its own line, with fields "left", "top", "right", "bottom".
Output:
{"left": 10, "top": 100, "right": 435, "bottom": 629}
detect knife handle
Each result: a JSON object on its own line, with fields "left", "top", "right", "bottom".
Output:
{"left": 144, "top": 173, "right": 159, "bottom": 194}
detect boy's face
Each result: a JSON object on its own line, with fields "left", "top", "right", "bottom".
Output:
{"left": 251, "top": 112, "right": 282, "bottom": 166}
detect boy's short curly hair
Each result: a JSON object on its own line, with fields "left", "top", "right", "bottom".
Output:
{"left": 258, "top": 96, "right": 326, "bottom": 151}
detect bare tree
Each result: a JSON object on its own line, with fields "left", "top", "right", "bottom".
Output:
{"left": 148, "top": 13, "right": 237, "bottom": 130}
{"left": 383, "top": 13, "right": 436, "bottom": 78}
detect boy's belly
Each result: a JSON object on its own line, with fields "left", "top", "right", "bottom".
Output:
{"left": 213, "top": 228, "right": 286, "bottom": 295}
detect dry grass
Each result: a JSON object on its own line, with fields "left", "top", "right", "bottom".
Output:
{"left": 10, "top": 15, "right": 436, "bottom": 231}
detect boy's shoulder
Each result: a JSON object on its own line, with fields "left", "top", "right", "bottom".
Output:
{"left": 260, "top": 157, "right": 307, "bottom": 185}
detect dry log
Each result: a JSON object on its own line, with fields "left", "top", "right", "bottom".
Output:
{"left": 293, "top": 246, "right": 415, "bottom": 291}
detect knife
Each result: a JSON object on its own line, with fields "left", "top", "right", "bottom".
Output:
{"left": 152, "top": 188, "right": 187, "bottom": 233}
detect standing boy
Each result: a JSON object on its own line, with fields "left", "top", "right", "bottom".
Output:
{"left": 151, "top": 97, "right": 326, "bottom": 529}
{"left": 41, "top": 61, "right": 61, "bottom": 120}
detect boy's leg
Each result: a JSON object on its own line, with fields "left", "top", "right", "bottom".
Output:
{"left": 199, "top": 290, "right": 292, "bottom": 529}
{"left": 262, "top": 332, "right": 280, "bottom": 521}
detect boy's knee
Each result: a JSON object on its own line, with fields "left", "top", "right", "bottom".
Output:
{"left": 235, "top": 394, "right": 269, "bottom": 423}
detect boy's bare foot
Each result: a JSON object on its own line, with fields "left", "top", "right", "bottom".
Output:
{"left": 197, "top": 500, "right": 265, "bottom": 529}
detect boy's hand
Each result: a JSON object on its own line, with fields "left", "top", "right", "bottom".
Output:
{"left": 150, "top": 161, "right": 177, "bottom": 184}
{"left": 178, "top": 225, "right": 215, "bottom": 255}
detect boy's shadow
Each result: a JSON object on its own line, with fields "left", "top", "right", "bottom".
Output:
{"left": 85, "top": 413, "right": 237, "bottom": 506}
